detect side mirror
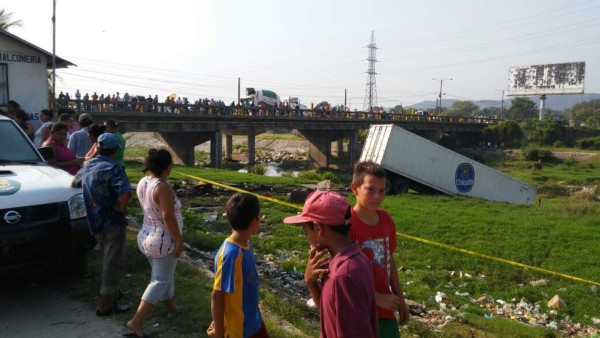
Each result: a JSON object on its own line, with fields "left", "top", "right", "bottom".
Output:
{"left": 38, "top": 146, "right": 55, "bottom": 161}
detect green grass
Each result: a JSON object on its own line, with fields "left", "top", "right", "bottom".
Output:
{"left": 117, "top": 150, "right": 600, "bottom": 337}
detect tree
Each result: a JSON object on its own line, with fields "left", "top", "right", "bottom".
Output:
{"left": 568, "top": 99, "right": 600, "bottom": 127}
{"left": 508, "top": 97, "right": 537, "bottom": 120}
{"left": 0, "top": 9, "right": 23, "bottom": 31}
{"left": 393, "top": 104, "right": 405, "bottom": 114}
{"left": 443, "top": 101, "right": 480, "bottom": 117}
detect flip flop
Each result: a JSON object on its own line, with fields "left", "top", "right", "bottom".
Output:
{"left": 96, "top": 302, "right": 130, "bottom": 316}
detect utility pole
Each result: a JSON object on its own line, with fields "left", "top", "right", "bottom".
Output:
{"left": 51, "top": 0, "right": 57, "bottom": 109}
{"left": 432, "top": 78, "right": 452, "bottom": 115}
{"left": 495, "top": 89, "right": 505, "bottom": 120}
{"left": 344, "top": 88, "right": 347, "bottom": 108}
{"left": 237, "top": 77, "right": 240, "bottom": 104}
{"left": 363, "top": 31, "right": 378, "bottom": 112}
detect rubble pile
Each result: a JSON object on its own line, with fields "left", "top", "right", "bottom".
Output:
{"left": 403, "top": 273, "right": 600, "bottom": 336}
{"left": 255, "top": 150, "right": 307, "bottom": 163}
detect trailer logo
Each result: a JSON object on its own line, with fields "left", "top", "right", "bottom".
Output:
{"left": 455, "top": 163, "right": 475, "bottom": 193}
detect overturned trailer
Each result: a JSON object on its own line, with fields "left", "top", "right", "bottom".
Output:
{"left": 360, "top": 124, "right": 536, "bottom": 205}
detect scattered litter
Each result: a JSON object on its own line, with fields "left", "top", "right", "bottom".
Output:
{"left": 547, "top": 295, "right": 567, "bottom": 309}
{"left": 455, "top": 291, "right": 470, "bottom": 297}
{"left": 484, "top": 314, "right": 493, "bottom": 319}
{"left": 203, "top": 211, "right": 217, "bottom": 223}
{"left": 435, "top": 292, "right": 446, "bottom": 303}
{"left": 306, "top": 298, "right": 315, "bottom": 308}
{"left": 547, "top": 321, "right": 558, "bottom": 330}
{"left": 125, "top": 274, "right": 132, "bottom": 278}
{"left": 592, "top": 317, "right": 600, "bottom": 325}
{"left": 464, "top": 273, "right": 472, "bottom": 278}
{"left": 496, "top": 299, "right": 506, "bottom": 305}
{"left": 153, "top": 323, "right": 160, "bottom": 328}
{"left": 530, "top": 279, "right": 548, "bottom": 287}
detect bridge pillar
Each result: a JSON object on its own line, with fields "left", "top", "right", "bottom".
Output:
{"left": 337, "top": 140, "right": 343, "bottom": 158}
{"left": 155, "top": 132, "right": 212, "bottom": 167}
{"left": 348, "top": 129, "right": 360, "bottom": 166}
{"left": 210, "top": 130, "right": 223, "bottom": 169}
{"left": 225, "top": 134, "right": 233, "bottom": 161}
{"left": 247, "top": 135, "right": 256, "bottom": 165}
{"left": 297, "top": 130, "right": 331, "bottom": 168}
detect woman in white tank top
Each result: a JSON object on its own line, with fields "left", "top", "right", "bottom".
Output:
{"left": 127, "top": 149, "right": 183, "bottom": 337}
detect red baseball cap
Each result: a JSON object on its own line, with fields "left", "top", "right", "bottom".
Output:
{"left": 283, "top": 190, "right": 351, "bottom": 226}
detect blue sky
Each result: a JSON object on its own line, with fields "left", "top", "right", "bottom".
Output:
{"left": 3, "top": 0, "right": 599, "bottom": 109}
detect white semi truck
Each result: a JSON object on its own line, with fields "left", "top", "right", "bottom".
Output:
{"left": 360, "top": 124, "right": 536, "bottom": 205}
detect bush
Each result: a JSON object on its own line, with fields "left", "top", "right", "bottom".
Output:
{"left": 522, "top": 146, "right": 555, "bottom": 161}
{"left": 576, "top": 136, "right": 600, "bottom": 150}
{"left": 298, "top": 170, "right": 322, "bottom": 181}
{"left": 553, "top": 140, "right": 567, "bottom": 148}
{"left": 321, "top": 171, "right": 339, "bottom": 183}
{"left": 249, "top": 164, "right": 266, "bottom": 175}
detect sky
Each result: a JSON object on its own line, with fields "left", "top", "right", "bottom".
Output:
{"left": 3, "top": 0, "right": 600, "bottom": 110}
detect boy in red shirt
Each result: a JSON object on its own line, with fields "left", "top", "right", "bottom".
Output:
{"left": 284, "top": 190, "right": 378, "bottom": 338}
{"left": 350, "top": 161, "right": 410, "bottom": 337}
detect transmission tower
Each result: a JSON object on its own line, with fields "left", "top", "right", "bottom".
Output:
{"left": 363, "top": 31, "right": 378, "bottom": 111}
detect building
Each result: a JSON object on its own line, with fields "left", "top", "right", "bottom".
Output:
{"left": 0, "top": 29, "right": 74, "bottom": 128}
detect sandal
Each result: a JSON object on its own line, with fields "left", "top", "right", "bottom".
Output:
{"left": 96, "top": 302, "right": 130, "bottom": 316}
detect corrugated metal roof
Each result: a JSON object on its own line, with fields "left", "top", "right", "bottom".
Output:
{"left": 0, "top": 30, "right": 76, "bottom": 69}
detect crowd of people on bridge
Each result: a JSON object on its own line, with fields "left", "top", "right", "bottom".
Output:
{"left": 52, "top": 91, "right": 496, "bottom": 125}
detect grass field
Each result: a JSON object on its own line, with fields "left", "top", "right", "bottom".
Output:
{"left": 110, "top": 147, "right": 600, "bottom": 337}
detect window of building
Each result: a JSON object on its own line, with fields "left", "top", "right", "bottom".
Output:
{"left": 0, "top": 63, "right": 8, "bottom": 106}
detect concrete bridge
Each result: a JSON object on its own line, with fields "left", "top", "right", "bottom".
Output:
{"left": 64, "top": 101, "right": 497, "bottom": 168}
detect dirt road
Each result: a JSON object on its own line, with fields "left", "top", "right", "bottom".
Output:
{"left": 0, "top": 279, "right": 125, "bottom": 337}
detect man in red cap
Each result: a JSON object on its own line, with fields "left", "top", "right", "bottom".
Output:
{"left": 283, "top": 190, "right": 378, "bottom": 338}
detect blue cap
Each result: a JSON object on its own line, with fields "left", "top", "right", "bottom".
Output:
{"left": 97, "top": 133, "right": 121, "bottom": 150}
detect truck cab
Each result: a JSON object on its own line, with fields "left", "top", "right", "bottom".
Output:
{"left": 0, "top": 115, "right": 95, "bottom": 275}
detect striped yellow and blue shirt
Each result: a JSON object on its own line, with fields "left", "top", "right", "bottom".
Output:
{"left": 213, "top": 238, "right": 262, "bottom": 338}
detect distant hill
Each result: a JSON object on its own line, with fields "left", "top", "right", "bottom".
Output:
{"left": 406, "top": 93, "right": 600, "bottom": 111}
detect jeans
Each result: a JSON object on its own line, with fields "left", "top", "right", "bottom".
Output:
{"left": 141, "top": 254, "right": 178, "bottom": 304}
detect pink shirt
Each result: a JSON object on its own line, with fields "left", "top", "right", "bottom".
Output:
{"left": 47, "top": 135, "right": 80, "bottom": 175}
{"left": 319, "top": 242, "right": 379, "bottom": 338}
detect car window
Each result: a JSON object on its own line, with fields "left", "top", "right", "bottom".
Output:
{"left": 0, "top": 120, "right": 42, "bottom": 162}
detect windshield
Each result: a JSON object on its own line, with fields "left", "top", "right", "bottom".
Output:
{"left": 0, "top": 120, "right": 43, "bottom": 163}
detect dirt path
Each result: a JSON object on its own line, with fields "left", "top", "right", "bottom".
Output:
{"left": 0, "top": 281, "right": 125, "bottom": 337}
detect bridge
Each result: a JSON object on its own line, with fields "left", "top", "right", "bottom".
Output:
{"left": 61, "top": 100, "right": 498, "bottom": 168}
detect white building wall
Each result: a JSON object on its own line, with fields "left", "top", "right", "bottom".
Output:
{"left": 0, "top": 36, "right": 50, "bottom": 129}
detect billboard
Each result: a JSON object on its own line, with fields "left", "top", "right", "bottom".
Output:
{"left": 507, "top": 62, "right": 585, "bottom": 96}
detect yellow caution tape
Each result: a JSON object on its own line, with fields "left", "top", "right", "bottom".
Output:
{"left": 174, "top": 171, "right": 301, "bottom": 209}
{"left": 174, "top": 170, "right": 600, "bottom": 287}
{"left": 395, "top": 232, "right": 600, "bottom": 286}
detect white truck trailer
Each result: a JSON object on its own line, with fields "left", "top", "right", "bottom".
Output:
{"left": 360, "top": 124, "right": 536, "bottom": 205}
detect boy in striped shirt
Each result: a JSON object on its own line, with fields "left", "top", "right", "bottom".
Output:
{"left": 208, "top": 193, "right": 269, "bottom": 338}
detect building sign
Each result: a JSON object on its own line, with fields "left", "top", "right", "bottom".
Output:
{"left": 0, "top": 52, "right": 41, "bottom": 64}
{"left": 507, "top": 62, "right": 585, "bottom": 96}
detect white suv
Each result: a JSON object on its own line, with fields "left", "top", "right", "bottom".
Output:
{"left": 0, "top": 115, "right": 95, "bottom": 275}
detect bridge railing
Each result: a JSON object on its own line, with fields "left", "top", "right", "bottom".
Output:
{"left": 55, "top": 99, "right": 500, "bottom": 125}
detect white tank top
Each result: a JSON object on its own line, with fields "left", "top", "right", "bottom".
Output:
{"left": 136, "top": 176, "right": 184, "bottom": 258}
